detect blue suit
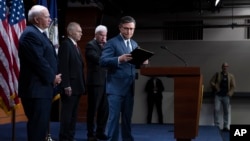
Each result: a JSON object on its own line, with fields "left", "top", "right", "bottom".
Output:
{"left": 18, "top": 25, "right": 58, "bottom": 141}
{"left": 100, "top": 34, "right": 137, "bottom": 141}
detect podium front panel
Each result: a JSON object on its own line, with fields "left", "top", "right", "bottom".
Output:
{"left": 140, "top": 67, "right": 203, "bottom": 140}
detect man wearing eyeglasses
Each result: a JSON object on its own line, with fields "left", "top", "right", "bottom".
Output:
{"left": 100, "top": 16, "right": 147, "bottom": 141}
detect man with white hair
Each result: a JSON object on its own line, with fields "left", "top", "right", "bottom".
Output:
{"left": 210, "top": 62, "right": 236, "bottom": 132}
{"left": 85, "top": 25, "right": 109, "bottom": 141}
{"left": 18, "top": 5, "right": 61, "bottom": 141}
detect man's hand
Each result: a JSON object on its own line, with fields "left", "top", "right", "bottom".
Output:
{"left": 54, "top": 73, "right": 62, "bottom": 86}
{"left": 118, "top": 54, "right": 132, "bottom": 63}
{"left": 64, "top": 87, "right": 72, "bottom": 96}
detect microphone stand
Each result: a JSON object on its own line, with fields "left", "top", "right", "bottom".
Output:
{"left": 160, "top": 46, "right": 188, "bottom": 67}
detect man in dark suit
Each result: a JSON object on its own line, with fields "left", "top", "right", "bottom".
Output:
{"left": 58, "top": 22, "right": 86, "bottom": 141}
{"left": 18, "top": 5, "right": 62, "bottom": 141}
{"left": 100, "top": 16, "right": 148, "bottom": 141}
{"left": 85, "top": 25, "right": 109, "bottom": 141}
{"left": 145, "top": 77, "right": 165, "bottom": 124}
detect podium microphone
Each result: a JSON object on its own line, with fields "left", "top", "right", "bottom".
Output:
{"left": 160, "top": 46, "right": 188, "bottom": 67}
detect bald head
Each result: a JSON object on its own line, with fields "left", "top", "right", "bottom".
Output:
{"left": 67, "top": 22, "right": 82, "bottom": 42}
{"left": 222, "top": 62, "right": 229, "bottom": 67}
{"left": 221, "top": 62, "right": 229, "bottom": 73}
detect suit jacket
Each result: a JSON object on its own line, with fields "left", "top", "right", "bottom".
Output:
{"left": 210, "top": 72, "right": 236, "bottom": 96}
{"left": 18, "top": 25, "right": 58, "bottom": 98}
{"left": 58, "top": 37, "right": 85, "bottom": 95}
{"left": 145, "top": 77, "right": 164, "bottom": 94}
{"left": 85, "top": 39, "right": 107, "bottom": 86}
{"left": 100, "top": 35, "right": 137, "bottom": 96}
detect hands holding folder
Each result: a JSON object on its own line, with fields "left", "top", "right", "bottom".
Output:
{"left": 128, "top": 47, "right": 154, "bottom": 65}
{"left": 118, "top": 47, "right": 154, "bottom": 65}
{"left": 118, "top": 54, "right": 133, "bottom": 63}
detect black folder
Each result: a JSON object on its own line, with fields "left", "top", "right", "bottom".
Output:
{"left": 128, "top": 47, "right": 154, "bottom": 65}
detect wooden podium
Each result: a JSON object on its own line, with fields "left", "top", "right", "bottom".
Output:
{"left": 140, "top": 67, "right": 203, "bottom": 141}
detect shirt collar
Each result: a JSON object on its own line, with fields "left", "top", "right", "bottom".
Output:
{"left": 68, "top": 37, "right": 77, "bottom": 45}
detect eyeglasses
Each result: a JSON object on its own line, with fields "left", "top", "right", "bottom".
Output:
{"left": 121, "top": 26, "right": 135, "bottom": 31}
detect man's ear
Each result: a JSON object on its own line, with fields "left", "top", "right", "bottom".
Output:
{"left": 34, "top": 17, "right": 39, "bottom": 24}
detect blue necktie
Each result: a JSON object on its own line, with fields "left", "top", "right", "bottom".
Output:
{"left": 126, "top": 40, "right": 132, "bottom": 52}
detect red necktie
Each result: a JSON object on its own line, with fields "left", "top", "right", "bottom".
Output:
{"left": 75, "top": 44, "right": 79, "bottom": 54}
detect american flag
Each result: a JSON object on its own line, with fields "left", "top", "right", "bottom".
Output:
{"left": 0, "top": 0, "right": 26, "bottom": 114}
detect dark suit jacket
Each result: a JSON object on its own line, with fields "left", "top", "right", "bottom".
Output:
{"left": 58, "top": 37, "right": 85, "bottom": 95}
{"left": 145, "top": 77, "right": 164, "bottom": 94}
{"left": 18, "top": 25, "right": 58, "bottom": 98}
{"left": 85, "top": 39, "right": 106, "bottom": 86}
{"left": 100, "top": 35, "right": 137, "bottom": 96}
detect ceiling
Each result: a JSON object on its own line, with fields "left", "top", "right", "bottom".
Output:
{"left": 95, "top": 0, "right": 250, "bottom": 30}
{"left": 102, "top": 0, "right": 250, "bottom": 15}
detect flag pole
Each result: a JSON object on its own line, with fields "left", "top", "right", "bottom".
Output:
{"left": 46, "top": 94, "right": 60, "bottom": 141}
{"left": 46, "top": 122, "right": 54, "bottom": 141}
{"left": 11, "top": 109, "right": 16, "bottom": 141}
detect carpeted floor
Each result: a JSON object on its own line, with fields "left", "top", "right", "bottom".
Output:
{"left": 0, "top": 122, "right": 229, "bottom": 141}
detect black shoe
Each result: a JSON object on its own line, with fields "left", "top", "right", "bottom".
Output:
{"left": 222, "top": 128, "right": 230, "bottom": 132}
{"left": 87, "top": 136, "right": 97, "bottom": 141}
{"left": 96, "top": 134, "right": 109, "bottom": 140}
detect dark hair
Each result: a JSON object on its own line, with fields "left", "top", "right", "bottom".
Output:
{"left": 119, "top": 16, "right": 136, "bottom": 26}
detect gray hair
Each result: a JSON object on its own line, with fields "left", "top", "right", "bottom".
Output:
{"left": 95, "top": 25, "right": 108, "bottom": 34}
{"left": 67, "top": 22, "right": 80, "bottom": 33}
{"left": 119, "top": 16, "right": 136, "bottom": 26}
{"left": 28, "top": 5, "right": 47, "bottom": 23}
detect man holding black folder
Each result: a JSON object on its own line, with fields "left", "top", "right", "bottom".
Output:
{"left": 100, "top": 16, "right": 148, "bottom": 141}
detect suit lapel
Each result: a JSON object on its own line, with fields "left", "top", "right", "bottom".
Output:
{"left": 94, "top": 40, "right": 102, "bottom": 51}
{"left": 75, "top": 46, "right": 83, "bottom": 60}
{"left": 119, "top": 39, "right": 129, "bottom": 53}
{"left": 39, "top": 29, "right": 57, "bottom": 57}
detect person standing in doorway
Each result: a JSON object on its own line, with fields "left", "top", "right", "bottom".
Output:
{"left": 58, "top": 22, "right": 86, "bottom": 141}
{"left": 210, "top": 62, "right": 236, "bottom": 132}
{"left": 145, "top": 77, "right": 164, "bottom": 124}
{"left": 85, "top": 25, "right": 109, "bottom": 141}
